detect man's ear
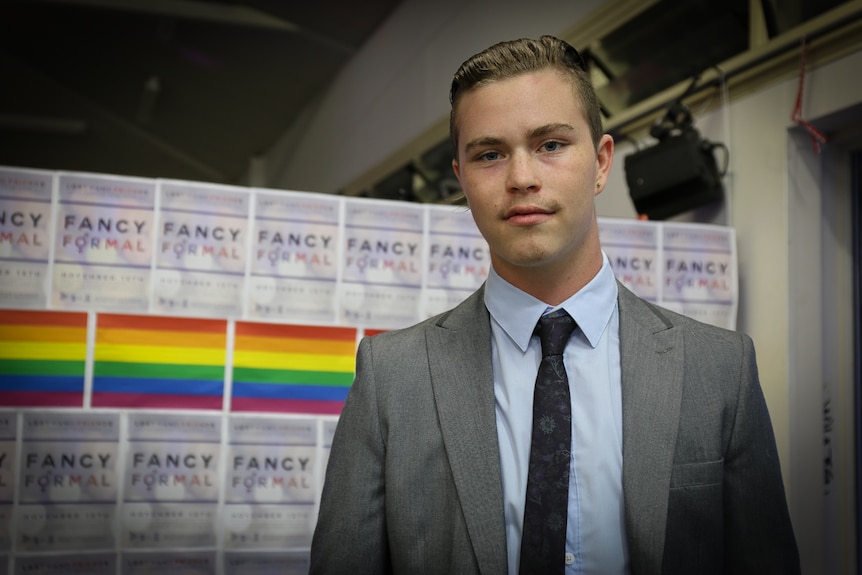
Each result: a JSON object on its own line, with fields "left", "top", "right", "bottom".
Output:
{"left": 595, "top": 134, "right": 614, "bottom": 194}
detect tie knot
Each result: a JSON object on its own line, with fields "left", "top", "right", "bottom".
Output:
{"left": 535, "top": 309, "right": 576, "bottom": 358}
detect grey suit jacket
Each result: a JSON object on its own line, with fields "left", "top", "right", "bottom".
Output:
{"left": 310, "top": 283, "right": 800, "bottom": 575}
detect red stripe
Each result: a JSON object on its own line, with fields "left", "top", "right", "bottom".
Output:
{"left": 91, "top": 392, "right": 223, "bottom": 410}
{"left": 96, "top": 314, "right": 226, "bottom": 333}
{"left": 0, "top": 391, "right": 83, "bottom": 407}
{"left": 0, "top": 310, "right": 88, "bottom": 328}
{"left": 235, "top": 321, "right": 355, "bottom": 342}
{"left": 231, "top": 396, "right": 344, "bottom": 415}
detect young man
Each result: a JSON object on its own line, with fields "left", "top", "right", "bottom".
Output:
{"left": 310, "top": 36, "right": 799, "bottom": 575}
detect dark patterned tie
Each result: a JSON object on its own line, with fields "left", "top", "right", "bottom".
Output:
{"left": 519, "top": 309, "right": 576, "bottom": 575}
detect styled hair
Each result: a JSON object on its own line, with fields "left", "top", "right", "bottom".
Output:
{"left": 449, "top": 35, "right": 603, "bottom": 158}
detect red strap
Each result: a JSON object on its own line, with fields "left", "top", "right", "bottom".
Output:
{"left": 792, "top": 37, "right": 828, "bottom": 154}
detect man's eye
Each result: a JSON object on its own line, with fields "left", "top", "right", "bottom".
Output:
{"left": 542, "top": 141, "right": 563, "bottom": 152}
{"left": 479, "top": 151, "right": 501, "bottom": 161}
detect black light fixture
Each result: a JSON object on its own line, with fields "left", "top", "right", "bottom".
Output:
{"left": 624, "top": 83, "right": 728, "bottom": 220}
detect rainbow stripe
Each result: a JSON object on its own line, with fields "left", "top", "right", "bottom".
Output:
{"left": 92, "top": 314, "right": 227, "bottom": 410}
{"left": 0, "top": 309, "right": 88, "bottom": 407}
{"left": 231, "top": 322, "right": 357, "bottom": 415}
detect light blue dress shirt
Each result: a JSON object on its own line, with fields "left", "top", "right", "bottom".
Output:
{"left": 484, "top": 253, "right": 628, "bottom": 575}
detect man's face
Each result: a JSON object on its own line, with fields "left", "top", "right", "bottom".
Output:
{"left": 452, "top": 69, "right": 613, "bottom": 282}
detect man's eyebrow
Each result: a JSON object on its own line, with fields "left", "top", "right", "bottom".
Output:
{"left": 463, "top": 136, "right": 504, "bottom": 155}
{"left": 529, "top": 123, "right": 576, "bottom": 139}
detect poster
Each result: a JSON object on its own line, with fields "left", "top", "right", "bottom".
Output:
{"left": 12, "top": 553, "right": 116, "bottom": 574}
{"left": 598, "top": 219, "right": 660, "bottom": 302}
{"left": 16, "top": 411, "right": 119, "bottom": 552}
{"left": 248, "top": 190, "right": 340, "bottom": 323}
{"left": 231, "top": 322, "right": 356, "bottom": 415}
{"left": 222, "top": 551, "right": 309, "bottom": 575}
{"left": 0, "top": 310, "right": 88, "bottom": 408}
{"left": 91, "top": 314, "right": 226, "bottom": 410}
{"left": 52, "top": 173, "right": 155, "bottom": 312}
{"left": 340, "top": 199, "right": 424, "bottom": 328}
{"left": 0, "top": 167, "right": 53, "bottom": 308}
{"left": 661, "top": 222, "right": 737, "bottom": 329}
{"left": 121, "top": 412, "right": 221, "bottom": 550}
{"left": 423, "top": 205, "right": 489, "bottom": 318}
{"left": 223, "top": 416, "right": 317, "bottom": 549}
{"left": 154, "top": 180, "right": 249, "bottom": 318}
{"left": 120, "top": 550, "right": 216, "bottom": 575}
{"left": 0, "top": 412, "right": 15, "bottom": 552}
{"left": 320, "top": 417, "right": 338, "bottom": 483}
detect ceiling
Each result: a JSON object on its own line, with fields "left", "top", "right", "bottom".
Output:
{"left": 0, "top": 0, "right": 402, "bottom": 186}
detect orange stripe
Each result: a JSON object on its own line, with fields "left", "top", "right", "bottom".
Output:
{"left": 97, "top": 313, "right": 226, "bottom": 333}
{"left": 0, "top": 309, "right": 88, "bottom": 327}
{"left": 234, "top": 335, "right": 355, "bottom": 355}
{"left": 96, "top": 327, "right": 226, "bottom": 348}
{"left": 0, "top": 326, "right": 87, "bottom": 343}
{"left": 236, "top": 321, "right": 355, "bottom": 341}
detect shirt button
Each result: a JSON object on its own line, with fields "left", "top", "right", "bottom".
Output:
{"left": 565, "top": 553, "right": 574, "bottom": 565}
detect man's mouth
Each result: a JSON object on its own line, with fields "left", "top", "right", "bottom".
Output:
{"left": 504, "top": 205, "right": 554, "bottom": 225}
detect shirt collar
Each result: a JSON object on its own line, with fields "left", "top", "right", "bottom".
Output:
{"left": 484, "top": 252, "right": 618, "bottom": 352}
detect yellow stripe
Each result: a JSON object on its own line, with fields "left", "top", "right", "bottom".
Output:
{"left": 233, "top": 350, "right": 355, "bottom": 372}
{"left": 0, "top": 341, "right": 86, "bottom": 361}
{"left": 97, "top": 328, "right": 225, "bottom": 348}
{"left": 95, "top": 344, "right": 224, "bottom": 366}
{"left": 234, "top": 335, "right": 355, "bottom": 355}
{"left": 0, "top": 326, "right": 86, "bottom": 343}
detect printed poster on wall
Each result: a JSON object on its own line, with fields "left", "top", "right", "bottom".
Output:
{"left": 223, "top": 551, "right": 310, "bottom": 575}
{"left": 223, "top": 415, "right": 317, "bottom": 550}
{"left": 121, "top": 412, "right": 221, "bottom": 550}
{"left": 662, "top": 222, "right": 738, "bottom": 330}
{"left": 121, "top": 550, "right": 216, "bottom": 574}
{"left": 0, "top": 167, "right": 53, "bottom": 309}
{"left": 0, "top": 412, "right": 15, "bottom": 553}
{"left": 16, "top": 411, "right": 119, "bottom": 553}
{"left": 52, "top": 172, "right": 155, "bottom": 312}
{"left": 340, "top": 199, "right": 423, "bottom": 328}
{"left": 423, "top": 205, "right": 489, "bottom": 319}
{"left": 248, "top": 190, "right": 340, "bottom": 323}
{"left": 320, "top": 417, "right": 338, "bottom": 482}
{"left": 13, "top": 552, "right": 116, "bottom": 574}
{"left": 154, "top": 180, "right": 248, "bottom": 318}
{"left": 598, "top": 218, "right": 660, "bottom": 302}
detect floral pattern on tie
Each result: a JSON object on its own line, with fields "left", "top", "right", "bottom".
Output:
{"left": 519, "top": 309, "right": 576, "bottom": 575}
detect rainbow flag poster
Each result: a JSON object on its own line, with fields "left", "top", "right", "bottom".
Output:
{"left": 232, "top": 321, "right": 357, "bottom": 415}
{"left": 0, "top": 309, "right": 88, "bottom": 407}
{"left": 92, "top": 313, "right": 227, "bottom": 409}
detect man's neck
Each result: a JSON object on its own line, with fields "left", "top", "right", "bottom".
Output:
{"left": 491, "top": 248, "right": 604, "bottom": 306}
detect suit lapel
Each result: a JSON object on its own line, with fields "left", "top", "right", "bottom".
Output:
{"left": 618, "top": 284, "right": 684, "bottom": 574}
{"left": 426, "top": 288, "right": 508, "bottom": 575}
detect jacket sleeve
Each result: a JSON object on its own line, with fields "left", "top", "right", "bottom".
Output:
{"left": 721, "top": 334, "right": 800, "bottom": 574}
{"left": 310, "top": 336, "right": 392, "bottom": 575}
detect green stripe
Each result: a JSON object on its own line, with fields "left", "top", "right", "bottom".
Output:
{"left": 232, "top": 367, "right": 353, "bottom": 386}
{"left": 94, "top": 361, "right": 224, "bottom": 380}
{"left": 0, "top": 359, "right": 84, "bottom": 376}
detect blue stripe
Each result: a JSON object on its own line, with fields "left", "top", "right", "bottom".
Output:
{"left": 232, "top": 382, "right": 349, "bottom": 401}
{"left": 0, "top": 375, "right": 84, "bottom": 392}
{"left": 93, "top": 377, "right": 223, "bottom": 396}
